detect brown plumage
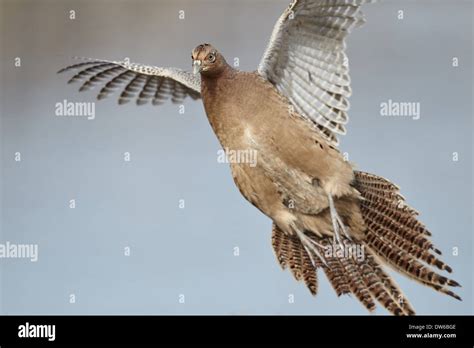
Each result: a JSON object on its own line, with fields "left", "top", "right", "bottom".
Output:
{"left": 59, "top": 0, "right": 461, "bottom": 315}
{"left": 192, "top": 43, "right": 461, "bottom": 315}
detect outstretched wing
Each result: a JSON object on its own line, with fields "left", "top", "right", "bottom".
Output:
{"left": 258, "top": 0, "right": 375, "bottom": 145}
{"left": 58, "top": 58, "right": 201, "bottom": 105}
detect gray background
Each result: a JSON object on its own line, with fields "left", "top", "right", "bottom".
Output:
{"left": 0, "top": 0, "right": 472, "bottom": 315}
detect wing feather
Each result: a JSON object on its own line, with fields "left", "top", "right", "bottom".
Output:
{"left": 58, "top": 58, "right": 201, "bottom": 106}
{"left": 258, "top": 0, "right": 375, "bottom": 145}
{"left": 78, "top": 66, "right": 127, "bottom": 92}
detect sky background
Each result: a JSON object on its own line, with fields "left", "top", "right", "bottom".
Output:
{"left": 0, "top": 0, "right": 472, "bottom": 315}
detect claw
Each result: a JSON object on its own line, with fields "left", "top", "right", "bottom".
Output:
{"left": 336, "top": 214, "right": 352, "bottom": 241}
{"left": 327, "top": 193, "right": 352, "bottom": 248}
{"left": 292, "top": 225, "right": 328, "bottom": 268}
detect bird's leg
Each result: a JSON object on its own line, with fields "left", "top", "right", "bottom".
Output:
{"left": 328, "top": 194, "right": 344, "bottom": 250}
{"left": 336, "top": 214, "right": 352, "bottom": 241}
{"left": 327, "top": 194, "right": 352, "bottom": 251}
{"left": 302, "top": 244, "right": 318, "bottom": 268}
{"left": 292, "top": 224, "right": 328, "bottom": 267}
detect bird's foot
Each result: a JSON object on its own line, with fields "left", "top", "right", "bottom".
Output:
{"left": 291, "top": 224, "right": 328, "bottom": 268}
{"left": 327, "top": 193, "right": 352, "bottom": 250}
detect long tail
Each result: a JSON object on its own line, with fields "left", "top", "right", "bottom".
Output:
{"left": 272, "top": 224, "right": 416, "bottom": 315}
{"left": 353, "top": 171, "right": 462, "bottom": 301}
{"left": 271, "top": 171, "right": 461, "bottom": 315}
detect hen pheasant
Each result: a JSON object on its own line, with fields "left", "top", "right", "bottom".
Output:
{"left": 58, "top": 0, "right": 461, "bottom": 315}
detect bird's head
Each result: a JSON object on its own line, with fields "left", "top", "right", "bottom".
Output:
{"left": 192, "top": 43, "right": 227, "bottom": 76}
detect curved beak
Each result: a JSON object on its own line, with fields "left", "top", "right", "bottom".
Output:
{"left": 193, "top": 60, "right": 202, "bottom": 74}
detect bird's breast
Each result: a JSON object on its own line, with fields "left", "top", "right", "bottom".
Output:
{"left": 201, "top": 72, "right": 281, "bottom": 152}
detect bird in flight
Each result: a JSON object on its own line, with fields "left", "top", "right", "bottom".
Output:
{"left": 58, "top": 0, "right": 461, "bottom": 315}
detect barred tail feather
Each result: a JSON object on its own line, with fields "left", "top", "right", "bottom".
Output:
{"left": 365, "top": 251, "right": 416, "bottom": 315}
{"left": 272, "top": 224, "right": 320, "bottom": 295}
{"left": 271, "top": 224, "right": 414, "bottom": 315}
{"left": 270, "top": 171, "right": 458, "bottom": 315}
{"left": 354, "top": 171, "right": 461, "bottom": 301}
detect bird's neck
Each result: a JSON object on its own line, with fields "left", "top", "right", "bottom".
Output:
{"left": 200, "top": 64, "right": 240, "bottom": 146}
{"left": 201, "top": 62, "right": 235, "bottom": 82}
{"left": 200, "top": 63, "right": 236, "bottom": 99}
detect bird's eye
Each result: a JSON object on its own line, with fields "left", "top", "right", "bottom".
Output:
{"left": 208, "top": 54, "right": 216, "bottom": 63}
